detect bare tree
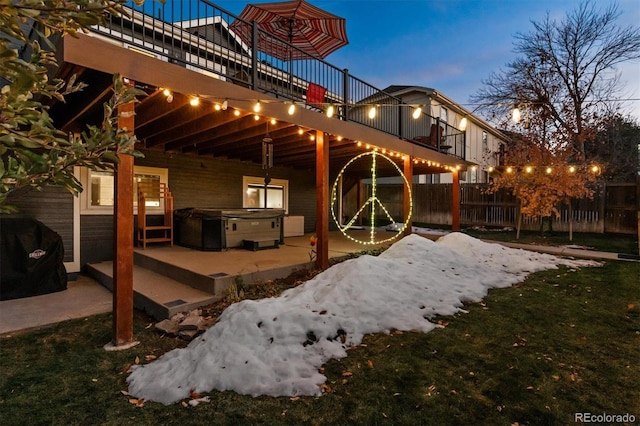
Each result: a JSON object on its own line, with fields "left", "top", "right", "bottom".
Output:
{"left": 472, "top": 0, "right": 640, "bottom": 161}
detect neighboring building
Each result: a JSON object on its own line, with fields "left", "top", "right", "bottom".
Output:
{"left": 384, "top": 85, "right": 508, "bottom": 183}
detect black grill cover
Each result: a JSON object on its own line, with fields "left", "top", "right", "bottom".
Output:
{"left": 1, "top": 216, "right": 67, "bottom": 300}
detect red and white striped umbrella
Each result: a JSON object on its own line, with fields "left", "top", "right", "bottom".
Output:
{"left": 229, "top": 0, "right": 348, "bottom": 61}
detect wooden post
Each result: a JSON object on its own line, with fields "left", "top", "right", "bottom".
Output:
{"left": 451, "top": 168, "right": 460, "bottom": 232}
{"left": 105, "top": 80, "right": 138, "bottom": 351}
{"left": 315, "top": 130, "right": 329, "bottom": 269}
{"left": 403, "top": 156, "right": 413, "bottom": 237}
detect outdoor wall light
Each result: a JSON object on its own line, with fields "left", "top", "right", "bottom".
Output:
{"left": 253, "top": 101, "right": 261, "bottom": 113}
{"left": 368, "top": 106, "right": 377, "bottom": 119}
{"left": 287, "top": 103, "right": 296, "bottom": 115}
{"left": 459, "top": 117, "right": 468, "bottom": 131}
{"left": 412, "top": 106, "right": 422, "bottom": 119}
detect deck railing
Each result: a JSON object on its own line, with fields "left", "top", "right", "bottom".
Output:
{"left": 92, "top": 0, "right": 465, "bottom": 160}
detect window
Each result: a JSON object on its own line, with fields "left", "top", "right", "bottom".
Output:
{"left": 81, "top": 166, "right": 168, "bottom": 214}
{"left": 440, "top": 107, "right": 448, "bottom": 123}
{"left": 243, "top": 176, "right": 288, "bottom": 212}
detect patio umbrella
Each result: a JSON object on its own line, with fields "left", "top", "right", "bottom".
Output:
{"left": 229, "top": 0, "right": 348, "bottom": 61}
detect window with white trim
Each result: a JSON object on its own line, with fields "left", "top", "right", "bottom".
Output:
{"left": 242, "top": 176, "right": 288, "bottom": 212}
{"left": 80, "top": 166, "right": 168, "bottom": 215}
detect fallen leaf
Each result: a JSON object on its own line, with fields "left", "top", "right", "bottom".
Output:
{"left": 382, "top": 413, "right": 388, "bottom": 418}
{"left": 189, "top": 396, "right": 210, "bottom": 407}
{"left": 552, "top": 375, "right": 560, "bottom": 381}
{"left": 450, "top": 390, "right": 457, "bottom": 395}
{"left": 393, "top": 392, "right": 401, "bottom": 396}
{"left": 290, "top": 396, "right": 300, "bottom": 402}
{"left": 190, "top": 389, "right": 201, "bottom": 399}
{"left": 120, "top": 390, "right": 130, "bottom": 396}
{"left": 144, "top": 354, "right": 157, "bottom": 361}
{"left": 341, "top": 379, "right": 348, "bottom": 385}
{"left": 121, "top": 363, "right": 132, "bottom": 374}
{"left": 526, "top": 386, "right": 534, "bottom": 390}
{"left": 128, "top": 398, "right": 145, "bottom": 407}
{"left": 134, "top": 356, "right": 140, "bottom": 365}
{"left": 318, "top": 367, "right": 325, "bottom": 374}
{"left": 145, "top": 323, "right": 153, "bottom": 329}
{"left": 281, "top": 409, "right": 287, "bottom": 416}
{"left": 367, "top": 360, "right": 374, "bottom": 369}
{"left": 342, "top": 371, "right": 353, "bottom": 377}
{"left": 181, "top": 401, "right": 188, "bottom": 408}
{"left": 91, "top": 378, "right": 98, "bottom": 382}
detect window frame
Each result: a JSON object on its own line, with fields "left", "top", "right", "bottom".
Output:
{"left": 242, "top": 176, "right": 288, "bottom": 213}
{"left": 80, "top": 166, "right": 169, "bottom": 215}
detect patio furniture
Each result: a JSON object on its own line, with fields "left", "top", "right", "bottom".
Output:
{"left": 137, "top": 183, "right": 174, "bottom": 249}
{"left": 306, "top": 82, "right": 326, "bottom": 107}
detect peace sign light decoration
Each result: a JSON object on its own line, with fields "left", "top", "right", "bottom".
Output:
{"left": 331, "top": 150, "right": 413, "bottom": 245}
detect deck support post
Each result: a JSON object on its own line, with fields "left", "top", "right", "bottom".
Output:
{"left": 403, "top": 155, "right": 413, "bottom": 237}
{"left": 315, "top": 130, "right": 329, "bottom": 269}
{"left": 106, "top": 80, "right": 138, "bottom": 351}
{"left": 452, "top": 168, "right": 461, "bottom": 232}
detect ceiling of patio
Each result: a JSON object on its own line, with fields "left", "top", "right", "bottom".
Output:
{"left": 50, "top": 64, "right": 451, "bottom": 179}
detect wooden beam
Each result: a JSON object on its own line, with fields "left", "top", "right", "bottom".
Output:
{"left": 106, "top": 80, "right": 138, "bottom": 351}
{"left": 403, "top": 156, "right": 413, "bottom": 237}
{"left": 315, "top": 130, "right": 329, "bottom": 269}
{"left": 452, "top": 169, "right": 461, "bottom": 232}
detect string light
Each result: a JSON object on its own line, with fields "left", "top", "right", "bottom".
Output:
{"left": 330, "top": 150, "right": 412, "bottom": 246}
{"left": 253, "top": 101, "right": 261, "bottom": 113}
{"left": 189, "top": 96, "right": 200, "bottom": 106}
{"left": 326, "top": 105, "right": 335, "bottom": 118}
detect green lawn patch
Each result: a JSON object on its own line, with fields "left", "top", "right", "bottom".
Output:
{"left": 1, "top": 261, "right": 638, "bottom": 425}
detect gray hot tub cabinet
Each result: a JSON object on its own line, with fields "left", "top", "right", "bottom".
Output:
{"left": 174, "top": 208, "right": 284, "bottom": 251}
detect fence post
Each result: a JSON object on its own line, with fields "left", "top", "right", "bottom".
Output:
{"left": 598, "top": 182, "right": 606, "bottom": 233}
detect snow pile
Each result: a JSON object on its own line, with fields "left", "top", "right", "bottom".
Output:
{"left": 126, "top": 233, "right": 598, "bottom": 404}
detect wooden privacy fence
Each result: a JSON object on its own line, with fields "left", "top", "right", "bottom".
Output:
{"left": 364, "top": 182, "right": 638, "bottom": 235}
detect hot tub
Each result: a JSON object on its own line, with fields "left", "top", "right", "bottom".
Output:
{"left": 174, "top": 208, "right": 284, "bottom": 251}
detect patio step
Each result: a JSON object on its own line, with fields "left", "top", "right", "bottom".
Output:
{"left": 86, "top": 262, "right": 221, "bottom": 320}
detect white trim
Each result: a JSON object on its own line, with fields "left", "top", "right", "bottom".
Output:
{"left": 242, "top": 176, "right": 289, "bottom": 213}
{"left": 64, "top": 167, "right": 81, "bottom": 273}
{"left": 79, "top": 166, "right": 169, "bottom": 215}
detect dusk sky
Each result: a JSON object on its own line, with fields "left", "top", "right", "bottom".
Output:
{"left": 214, "top": 0, "right": 640, "bottom": 122}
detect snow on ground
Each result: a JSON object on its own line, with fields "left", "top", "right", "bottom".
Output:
{"left": 126, "top": 233, "right": 599, "bottom": 405}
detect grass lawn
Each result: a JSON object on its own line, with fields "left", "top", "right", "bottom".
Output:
{"left": 1, "top": 260, "right": 638, "bottom": 425}
{"left": 462, "top": 228, "right": 639, "bottom": 255}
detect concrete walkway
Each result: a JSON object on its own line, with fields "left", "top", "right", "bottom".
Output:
{"left": 1, "top": 233, "right": 637, "bottom": 336}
